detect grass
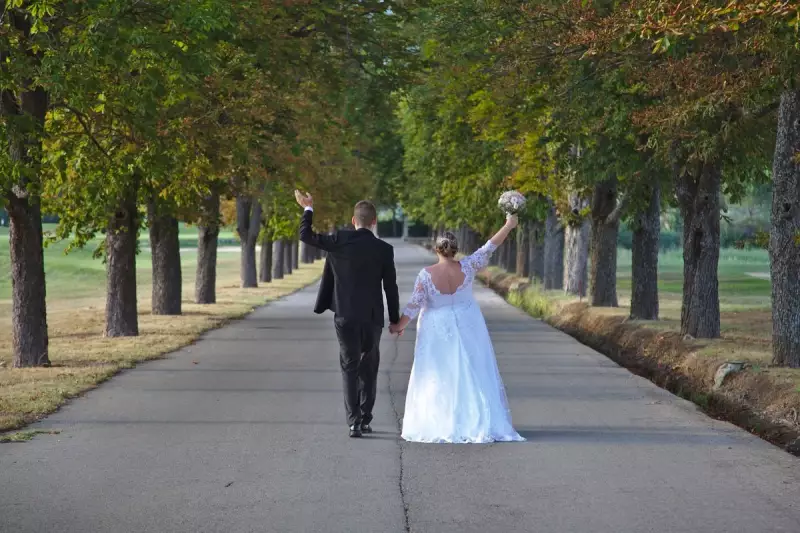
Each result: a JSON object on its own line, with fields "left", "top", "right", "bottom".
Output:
{"left": 615, "top": 248, "right": 774, "bottom": 360}
{"left": 0, "top": 429, "right": 61, "bottom": 443}
{"left": 498, "top": 246, "right": 776, "bottom": 366}
{"left": 617, "top": 247, "right": 772, "bottom": 300}
{"left": 500, "top": 249, "right": 770, "bottom": 331}
{"left": 0, "top": 223, "right": 239, "bottom": 302}
{"left": 0, "top": 226, "right": 322, "bottom": 433}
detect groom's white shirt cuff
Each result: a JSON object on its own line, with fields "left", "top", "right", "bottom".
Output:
{"left": 304, "top": 206, "right": 313, "bottom": 212}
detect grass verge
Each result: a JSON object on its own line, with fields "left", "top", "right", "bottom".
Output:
{"left": 0, "top": 429, "right": 61, "bottom": 443}
{"left": 0, "top": 250, "right": 323, "bottom": 434}
{"left": 477, "top": 267, "right": 800, "bottom": 456}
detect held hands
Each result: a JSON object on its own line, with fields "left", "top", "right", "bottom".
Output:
{"left": 294, "top": 190, "right": 313, "bottom": 209}
{"left": 389, "top": 323, "right": 405, "bottom": 337}
{"left": 505, "top": 214, "right": 519, "bottom": 229}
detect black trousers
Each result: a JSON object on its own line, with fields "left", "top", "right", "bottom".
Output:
{"left": 334, "top": 317, "right": 382, "bottom": 426}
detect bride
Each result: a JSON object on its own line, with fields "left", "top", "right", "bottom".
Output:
{"left": 389, "top": 215, "right": 525, "bottom": 443}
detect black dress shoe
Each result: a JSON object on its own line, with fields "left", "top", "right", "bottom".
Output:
{"left": 360, "top": 423, "right": 373, "bottom": 434}
{"left": 349, "top": 425, "right": 363, "bottom": 438}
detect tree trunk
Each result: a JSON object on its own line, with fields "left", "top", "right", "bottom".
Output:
{"left": 236, "top": 195, "right": 262, "bottom": 288}
{"left": 500, "top": 240, "right": 510, "bottom": 271}
{"left": 770, "top": 89, "right": 800, "bottom": 366}
{"left": 516, "top": 224, "right": 530, "bottom": 277}
{"left": 630, "top": 182, "right": 661, "bottom": 320}
{"left": 260, "top": 235, "right": 273, "bottom": 283}
{"left": 589, "top": 178, "right": 620, "bottom": 307}
{"left": 105, "top": 192, "right": 139, "bottom": 337}
{"left": 490, "top": 241, "right": 500, "bottom": 266}
{"left": 507, "top": 236, "right": 517, "bottom": 273}
{"left": 7, "top": 194, "right": 49, "bottom": 367}
{"left": 495, "top": 241, "right": 504, "bottom": 267}
{"left": 272, "top": 240, "right": 285, "bottom": 279}
{"left": 300, "top": 240, "right": 310, "bottom": 264}
{"left": 529, "top": 221, "right": 545, "bottom": 283}
{"left": 564, "top": 195, "right": 590, "bottom": 297}
{"left": 544, "top": 206, "right": 565, "bottom": 290}
{"left": 467, "top": 229, "right": 479, "bottom": 255}
{"left": 292, "top": 240, "right": 299, "bottom": 270}
{"left": 4, "top": 4, "right": 50, "bottom": 366}
{"left": 676, "top": 159, "right": 721, "bottom": 339}
{"left": 2, "top": 100, "right": 50, "bottom": 368}
{"left": 195, "top": 192, "right": 220, "bottom": 305}
{"left": 283, "top": 240, "right": 293, "bottom": 274}
{"left": 148, "top": 201, "right": 181, "bottom": 315}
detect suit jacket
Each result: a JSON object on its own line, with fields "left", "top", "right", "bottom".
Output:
{"left": 299, "top": 209, "right": 400, "bottom": 326}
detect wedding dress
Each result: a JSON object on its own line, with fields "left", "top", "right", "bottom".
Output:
{"left": 400, "top": 241, "right": 525, "bottom": 444}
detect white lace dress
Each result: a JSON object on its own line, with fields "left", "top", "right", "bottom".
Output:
{"left": 400, "top": 241, "right": 525, "bottom": 444}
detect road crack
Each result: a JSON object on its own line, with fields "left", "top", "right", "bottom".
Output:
{"left": 388, "top": 338, "right": 412, "bottom": 533}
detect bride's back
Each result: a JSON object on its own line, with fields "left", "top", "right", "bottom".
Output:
{"left": 425, "top": 261, "right": 467, "bottom": 295}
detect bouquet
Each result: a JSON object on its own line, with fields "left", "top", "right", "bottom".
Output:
{"left": 498, "top": 190, "right": 526, "bottom": 215}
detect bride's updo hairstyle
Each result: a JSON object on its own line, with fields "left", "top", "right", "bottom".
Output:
{"left": 434, "top": 232, "right": 459, "bottom": 259}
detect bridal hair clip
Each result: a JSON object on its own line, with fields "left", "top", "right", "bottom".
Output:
{"left": 498, "top": 190, "right": 526, "bottom": 215}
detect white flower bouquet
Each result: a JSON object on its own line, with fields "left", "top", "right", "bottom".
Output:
{"left": 498, "top": 190, "right": 526, "bottom": 215}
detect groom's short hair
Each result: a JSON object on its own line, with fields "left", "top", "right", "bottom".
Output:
{"left": 354, "top": 200, "right": 377, "bottom": 228}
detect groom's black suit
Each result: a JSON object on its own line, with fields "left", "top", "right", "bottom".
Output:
{"left": 299, "top": 209, "right": 400, "bottom": 427}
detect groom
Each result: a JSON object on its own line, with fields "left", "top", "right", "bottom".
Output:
{"left": 295, "top": 191, "right": 400, "bottom": 438}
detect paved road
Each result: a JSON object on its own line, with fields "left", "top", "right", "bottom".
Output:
{"left": 2, "top": 240, "right": 799, "bottom": 533}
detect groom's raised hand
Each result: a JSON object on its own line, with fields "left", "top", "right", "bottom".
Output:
{"left": 294, "top": 190, "right": 313, "bottom": 209}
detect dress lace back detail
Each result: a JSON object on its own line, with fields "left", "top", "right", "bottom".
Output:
{"left": 400, "top": 241, "right": 525, "bottom": 444}
{"left": 402, "top": 241, "right": 498, "bottom": 319}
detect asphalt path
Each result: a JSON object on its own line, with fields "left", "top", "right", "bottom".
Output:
{"left": 1, "top": 240, "right": 799, "bottom": 532}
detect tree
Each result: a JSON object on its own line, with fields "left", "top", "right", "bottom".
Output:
{"left": 40, "top": 0, "right": 244, "bottom": 335}
{"left": 148, "top": 198, "right": 182, "bottom": 315}
{"left": 2, "top": 0, "right": 421, "bottom": 356}
{"left": 510, "top": 1, "right": 780, "bottom": 336}
{"left": 195, "top": 189, "right": 221, "bottom": 304}
{"left": 611, "top": 1, "right": 792, "bottom": 339}
{"left": 770, "top": 90, "right": 800, "bottom": 366}
{"left": 543, "top": 205, "right": 565, "bottom": 290}
{"left": 1, "top": 4, "right": 50, "bottom": 366}
{"left": 629, "top": 181, "right": 662, "bottom": 320}
{"left": 564, "top": 193, "right": 590, "bottom": 298}
{"left": 236, "top": 191, "right": 262, "bottom": 288}
{"left": 589, "top": 176, "right": 622, "bottom": 306}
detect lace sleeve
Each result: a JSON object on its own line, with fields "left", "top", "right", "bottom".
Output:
{"left": 402, "top": 270, "right": 428, "bottom": 319}
{"left": 461, "top": 241, "right": 498, "bottom": 276}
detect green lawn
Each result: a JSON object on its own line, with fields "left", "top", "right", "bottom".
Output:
{"left": 0, "top": 223, "right": 238, "bottom": 303}
{"left": 504, "top": 246, "right": 774, "bottom": 352}
{"left": 616, "top": 247, "right": 772, "bottom": 310}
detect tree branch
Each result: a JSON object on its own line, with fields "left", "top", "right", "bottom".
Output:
{"left": 606, "top": 194, "right": 628, "bottom": 224}
{"left": 57, "top": 105, "right": 111, "bottom": 159}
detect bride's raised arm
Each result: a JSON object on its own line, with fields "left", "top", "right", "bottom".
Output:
{"left": 462, "top": 215, "right": 519, "bottom": 273}
{"left": 489, "top": 214, "right": 519, "bottom": 247}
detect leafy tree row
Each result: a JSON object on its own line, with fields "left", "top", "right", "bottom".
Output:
{"left": 2, "top": 1, "right": 417, "bottom": 368}
{"left": 393, "top": 1, "right": 800, "bottom": 365}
